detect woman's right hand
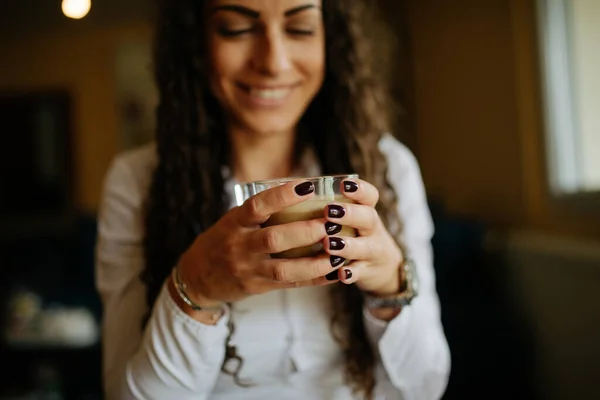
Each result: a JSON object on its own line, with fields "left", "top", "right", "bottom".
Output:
{"left": 175, "top": 180, "right": 341, "bottom": 310}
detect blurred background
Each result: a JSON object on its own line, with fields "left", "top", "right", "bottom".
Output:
{"left": 0, "top": 0, "right": 598, "bottom": 399}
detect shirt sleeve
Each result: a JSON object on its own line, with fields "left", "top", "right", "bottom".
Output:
{"left": 362, "top": 135, "right": 451, "bottom": 400}
{"left": 96, "top": 153, "right": 230, "bottom": 400}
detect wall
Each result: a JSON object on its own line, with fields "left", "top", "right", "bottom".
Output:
{"left": 0, "top": 24, "right": 152, "bottom": 211}
{"left": 404, "top": 0, "right": 600, "bottom": 238}
{"left": 405, "top": 0, "right": 526, "bottom": 228}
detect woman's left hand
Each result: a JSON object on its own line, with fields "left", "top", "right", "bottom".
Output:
{"left": 322, "top": 179, "right": 404, "bottom": 296}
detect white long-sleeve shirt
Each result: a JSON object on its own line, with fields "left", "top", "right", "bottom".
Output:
{"left": 95, "top": 134, "right": 450, "bottom": 400}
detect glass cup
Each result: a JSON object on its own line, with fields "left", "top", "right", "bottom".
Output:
{"left": 234, "top": 174, "right": 359, "bottom": 259}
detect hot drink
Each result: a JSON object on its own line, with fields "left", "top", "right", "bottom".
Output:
{"left": 263, "top": 196, "right": 356, "bottom": 259}
{"left": 234, "top": 174, "right": 359, "bottom": 259}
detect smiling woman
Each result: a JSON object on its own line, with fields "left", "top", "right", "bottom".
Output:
{"left": 207, "top": 2, "right": 325, "bottom": 145}
{"left": 95, "top": 1, "right": 451, "bottom": 399}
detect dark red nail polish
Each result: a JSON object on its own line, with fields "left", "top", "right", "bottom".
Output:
{"left": 325, "top": 222, "right": 342, "bottom": 235}
{"left": 295, "top": 181, "right": 315, "bottom": 196}
{"left": 329, "top": 237, "right": 346, "bottom": 250}
{"left": 328, "top": 204, "right": 345, "bottom": 219}
{"left": 330, "top": 256, "right": 345, "bottom": 268}
{"left": 326, "top": 271, "right": 339, "bottom": 281}
{"left": 344, "top": 269, "right": 352, "bottom": 280}
{"left": 343, "top": 181, "right": 358, "bottom": 193}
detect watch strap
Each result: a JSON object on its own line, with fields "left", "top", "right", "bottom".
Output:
{"left": 364, "top": 257, "right": 418, "bottom": 309}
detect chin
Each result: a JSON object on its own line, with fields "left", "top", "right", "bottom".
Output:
{"left": 239, "top": 114, "right": 302, "bottom": 137}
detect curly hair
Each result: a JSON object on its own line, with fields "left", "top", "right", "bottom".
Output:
{"left": 142, "top": 1, "right": 402, "bottom": 398}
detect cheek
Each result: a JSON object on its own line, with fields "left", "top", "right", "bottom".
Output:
{"left": 208, "top": 40, "right": 247, "bottom": 90}
{"left": 299, "top": 42, "right": 326, "bottom": 87}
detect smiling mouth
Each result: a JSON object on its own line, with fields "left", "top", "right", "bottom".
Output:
{"left": 250, "top": 87, "right": 292, "bottom": 100}
{"left": 238, "top": 83, "right": 298, "bottom": 103}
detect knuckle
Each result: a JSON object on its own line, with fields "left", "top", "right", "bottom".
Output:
{"left": 313, "top": 261, "right": 326, "bottom": 279}
{"left": 303, "top": 220, "right": 321, "bottom": 243}
{"left": 226, "top": 260, "right": 243, "bottom": 277}
{"left": 262, "top": 228, "right": 283, "bottom": 252}
{"left": 271, "top": 264, "right": 288, "bottom": 282}
{"left": 232, "top": 206, "right": 251, "bottom": 228}
{"left": 246, "top": 196, "right": 264, "bottom": 219}
{"left": 221, "top": 237, "right": 237, "bottom": 255}
{"left": 370, "top": 207, "right": 380, "bottom": 228}
{"left": 220, "top": 242, "right": 240, "bottom": 269}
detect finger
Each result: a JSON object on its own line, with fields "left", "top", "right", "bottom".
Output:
{"left": 325, "top": 202, "right": 380, "bottom": 236}
{"left": 247, "top": 218, "right": 328, "bottom": 254}
{"left": 323, "top": 265, "right": 357, "bottom": 284}
{"left": 237, "top": 180, "right": 316, "bottom": 227}
{"left": 286, "top": 276, "right": 340, "bottom": 289}
{"left": 340, "top": 179, "right": 379, "bottom": 207}
{"left": 323, "top": 235, "right": 379, "bottom": 261}
{"left": 241, "top": 275, "right": 337, "bottom": 296}
{"left": 258, "top": 253, "right": 347, "bottom": 283}
{"left": 340, "top": 264, "right": 359, "bottom": 284}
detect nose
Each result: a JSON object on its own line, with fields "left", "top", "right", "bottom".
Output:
{"left": 252, "top": 29, "right": 292, "bottom": 76}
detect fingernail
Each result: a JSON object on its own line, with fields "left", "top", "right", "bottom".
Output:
{"left": 326, "top": 271, "right": 339, "bottom": 281}
{"left": 325, "top": 222, "right": 342, "bottom": 235}
{"left": 328, "top": 204, "right": 345, "bottom": 219}
{"left": 295, "top": 181, "right": 315, "bottom": 196}
{"left": 344, "top": 269, "right": 352, "bottom": 280}
{"left": 330, "top": 256, "right": 345, "bottom": 268}
{"left": 329, "top": 237, "right": 346, "bottom": 250}
{"left": 343, "top": 181, "right": 358, "bottom": 193}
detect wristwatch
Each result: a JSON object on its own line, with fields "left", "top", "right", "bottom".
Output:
{"left": 363, "top": 257, "right": 419, "bottom": 309}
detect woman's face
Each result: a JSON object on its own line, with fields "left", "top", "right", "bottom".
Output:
{"left": 207, "top": 0, "right": 325, "bottom": 136}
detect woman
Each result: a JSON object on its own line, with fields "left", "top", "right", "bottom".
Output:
{"left": 96, "top": 0, "right": 450, "bottom": 399}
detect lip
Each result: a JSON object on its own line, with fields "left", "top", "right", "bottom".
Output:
{"left": 236, "top": 82, "right": 300, "bottom": 108}
{"left": 238, "top": 82, "right": 300, "bottom": 90}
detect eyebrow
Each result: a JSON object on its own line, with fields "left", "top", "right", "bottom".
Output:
{"left": 212, "top": 5, "right": 260, "bottom": 18}
{"left": 285, "top": 4, "right": 320, "bottom": 17}
{"left": 211, "top": 4, "right": 320, "bottom": 19}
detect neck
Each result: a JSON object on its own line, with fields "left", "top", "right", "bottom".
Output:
{"left": 228, "top": 125, "right": 297, "bottom": 183}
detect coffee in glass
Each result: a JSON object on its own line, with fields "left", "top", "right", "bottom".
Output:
{"left": 234, "top": 175, "right": 358, "bottom": 259}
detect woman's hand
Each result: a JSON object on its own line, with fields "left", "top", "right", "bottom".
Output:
{"left": 322, "top": 179, "right": 404, "bottom": 296}
{"left": 176, "top": 180, "right": 341, "bottom": 309}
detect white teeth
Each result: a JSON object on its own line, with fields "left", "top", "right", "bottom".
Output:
{"left": 250, "top": 88, "right": 290, "bottom": 100}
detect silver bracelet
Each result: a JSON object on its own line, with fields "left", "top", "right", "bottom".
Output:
{"left": 171, "top": 265, "right": 224, "bottom": 319}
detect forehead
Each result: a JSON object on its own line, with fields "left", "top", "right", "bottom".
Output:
{"left": 210, "top": 0, "right": 322, "bottom": 17}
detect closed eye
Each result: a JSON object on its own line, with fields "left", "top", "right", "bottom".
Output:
{"left": 287, "top": 28, "right": 315, "bottom": 36}
{"left": 218, "top": 27, "right": 255, "bottom": 37}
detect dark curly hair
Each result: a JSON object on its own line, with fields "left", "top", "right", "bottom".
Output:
{"left": 142, "top": 0, "right": 402, "bottom": 398}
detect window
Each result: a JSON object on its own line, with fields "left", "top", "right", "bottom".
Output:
{"left": 537, "top": 0, "right": 600, "bottom": 195}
